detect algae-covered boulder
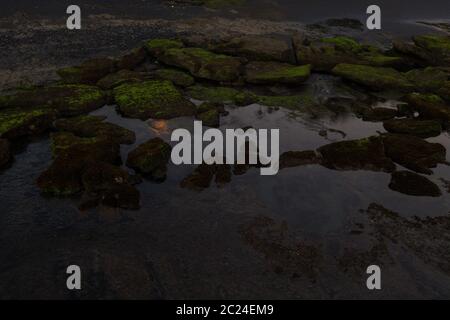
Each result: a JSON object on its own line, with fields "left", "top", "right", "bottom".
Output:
{"left": 212, "top": 35, "right": 296, "bottom": 64}
{"left": 36, "top": 140, "right": 121, "bottom": 196}
{"left": 438, "top": 81, "right": 450, "bottom": 101}
{"left": 383, "top": 118, "right": 442, "bottom": 138}
{"left": 54, "top": 115, "right": 136, "bottom": 145}
{"left": 196, "top": 108, "right": 220, "bottom": 127}
{"left": 57, "top": 57, "right": 117, "bottom": 84}
{"left": 0, "top": 107, "right": 56, "bottom": 140}
{"left": 317, "top": 136, "right": 395, "bottom": 172}
{"left": 155, "top": 68, "right": 195, "bottom": 87}
{"left": 187, "top": 85, "right": 240, "bottom": 103}
{"left": 403, "top": 93, "right": 450, "bottom": 121}
{"left": 114, "top": 80, "right": 196, "bottom": 120}
{"left": 295, "top": 36, "right": 403, "bottom": 71}
{"left": 382, "top": 133, "right": 446, "bottom": 174}
{"left": 144, "top": 38, "right": 185, "bottom": 57}
{"left": 404, "top": 67, "right": 449, "bottom": 93}
{"left": 0, "top": 84, "right": 106, "bottom": 116}
{"left": 332, "top": 64, "right": 414, "bottom": 92}
{"left": 156, "top": 47, "right": 243, "bottom": 82}
{"left": 126, "top": 137, "right": 172, "bottom": 181}
{"left": 244, "top": 61, "right": 311, "bottom": 85}
{"left": 394, "top": 35, "right": 450, "bottom": 67}
{"left": 97, "top": 69, "right": 143, "bottom": 90}
{"left": 279, "top": 150, "right": 320, "bottom": 169}
{"left": 389, "top": 171, "right": 441, "bottom": 197}
{"left": 362, "top": 107, "right": 398, "bottom": 122}
{"left": 117, "top": 47, "right": 147, "bottom": 70}
{"left": 0, "top": 138, "right": 11, "bottom": 169}
{"left": 50, "top": 132, "right": 98, "bottom": 157}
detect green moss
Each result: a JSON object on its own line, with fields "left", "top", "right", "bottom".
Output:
{"left": 0, "top": 107, "right": 54, "bottom": 138}
{"left": 321, "top": 36, "right": 361, "bottom": 52}
{"left": 114, "top": 80, "right": 196, "bottom": 119}
{"left": 414, "top": 35, "right": 450, "bottom": 51}
{"left": 196, "top": 109, "right": 220, "bottom": 127}
{"left": 187, "top": 85, "right": 240, "bottom": 103}
{"left": 145, "top": 38, "right": 184, "bottom": 52}
{"left": 50, "top": 132, "right": 98, "bottom": 157}
{"left": 155, "top": 68, "right": 195, "bottom": 87}
{"left": 257, "top": 94, "right": 314, "bottom": 109}
{"left": 245, "top": 63, "right": 311, "bottom": 84}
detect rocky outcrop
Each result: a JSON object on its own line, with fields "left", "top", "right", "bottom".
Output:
{"left": 244, "top": 61, "right": 311, "bottom": 85}
{"left": 383, "top": 118, "right": 442, "bottom": 138}
{"left": 389, "top": 170, "right": 441, "bottom": 197}
{"left": 57, "top": 57, "right": 117, "bottom": 85}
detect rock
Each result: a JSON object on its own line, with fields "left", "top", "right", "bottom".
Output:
{"left": 81, "top": 161, "right": 131, "bottom": 194}
{"left": 389, "top": 171, "right": 441, "bottom": 197}
{"left": 196, "top": 102, "right": 226, "bottom": 115}
{"left": 196, "top": 108, "right": 220, "bottom": 127}
{"left": 187, "top": 85, "right": 240, "bottom": 103}
{"left": 244, "top": 61, "right": 311, "bottom": 85}
{"left": 50, "top": 132, "right": 98, "bottom": 157}
{"left": 57, "top": 57, "right": 117, "bottom": 84}
{"left": 126, "top": 138, "right": 172, "bottom": 181}
{"left": 404, "top": 67, "right": 449, "bottom": 93}
{"left": 97, "top": 70, "right": 143, "bottom": 90}
{"left": 317, "top": 136, "right": 395, "bottom": 172}
{"left": 0, "top": 138, "right": 11, "bottom": 168}
{"left": 36, "top": 140, "right": 121, "bottom": 196}
{"left": 144, "top": 38, "right": 185, "bottom": 57}
{"left": 332, "top": 64, "right": 414, "bottom": 92}
{"left": 295, "top": 36, "right": 403, "bottom": 71}
{"left": 54, "top": 115, "right": 136, "bottom": 145}
{"left": 212, "top": 35, "right": 296, "bottom": 64}
{"left": 114, "top": 80, "right": 196, "bottom": 120}
{"left": 117, "top": 47, "right": 147, "bottom": 70}
{"left": 382, "top": 133, "right": 446, "bottom": 174}
{"left": 0, "top": 107, "right": 56, "bottom": 140}
{"left": 362, "top": 107, "right": 398, "bottom": 122}
{"left": 156, "top": 46, "right": 243, "bottom": 82}
{"left": 0, "top": 84, "right": 106, "bottom": 116}
{"left": 403, "top": 93, "right": 450, "bottom": 122}
{"left": 279, "top": 151, "right": 320, "bottom": 169}
{"left": 154, "top": 68, "right": 195, "bottom": 87}
{"left": 101, "top": 183, "right": 140, "bottom": 210}
{"left": 383, "top": 118, "right": 442, "bottom": 138}
{"left": 394, "top": 35, "right": 450, "bottom": 67}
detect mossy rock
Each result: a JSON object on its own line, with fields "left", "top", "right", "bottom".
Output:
{"left": 36, "top": 140, "right": 121, "bottom": 196}
{"left": 187, "top": 85, "right": 240, "bottom": 103}
{"left": 332, "top": 64, "right": 414, "bottom": 92}
{"left": 114, "top": 80, "right": 196, "bottom": 120}
{"left": 97, "top": 69, "right": 143, "bottom": 90}
{"left": 382, "top": 133, "right": 446, "bottom": 175}
{"left": 0, "top": 84, "right": 106, "bottom": 117}
{"left": 0, "top": 138, "right": 11, "bottom": 169}
{"left": 403, "top": 93, "right": 450, "bottom": 121}
{"left": 54, "top": 115, "right": 136, "bottom": 145}
{"left": 57, "top": 58, "right": 117, "bottom": 85}
{"left": 389, "top": 170, "right": 441, "bottom": 197}
{"left": 155, "top": 68, "right": 195, "bottom": 87}
{"left": 296, "top": 36, "right": 403, "bottom": 71}
{"left": 144, "top": 38, "right": 184, "bottom": 57}
{"left": 362, "top": 107, "right": 398, "bottom": 122}
{"left": 157, "top": 47, "right": 243, "bottom": 82}
{"left": 0, "top": 107, "right": 56, "bottom": 140}
{"left": 405, "top": 67, "right": 449, "bottom": 93}
{"left": 413, "top": 35, "right": 450, "bottom": 66}
{"left": 81, "top": 161, "right": 130, "bottom": 194}
{"left": 244, "top": 62, "right": 311, "bottom": 85}
{"left": 383, "top": 118, "right": 442, "bottom": 138}
{"left": 212, "top": 35, "right": 296, "bottom": 64}
{"left": 196, "top": 109, "right": 220, "bottom": 127}
{"left": 317, "top": 136, "right": 395, "bottom": 172}
{"left": 117, "top": 47, "right": 147, "bottom": 70}
{"left": 50, "top": 132, "right": 99, "bottom": 157}
{"left": 126, "top": 137, "right": 172, "bottom": 181}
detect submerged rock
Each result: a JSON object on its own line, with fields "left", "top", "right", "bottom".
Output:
{"left": 36, "top": 140, "right": 121, "bottom": 196}
{"left": 212, "top": 35, "right": 296, "bottom": 64}
{"left": 54, "top": 115, "right": 136, "bottom": 145}
{"left": 332, "top": 64, "right": 414, "bottom": 92}
{"left": 0, "top": 107, "right": 56, "bottom": 140}
{"left": 383, "top": 118, "right": 442, "bottom": 138}
{"left": 389, "top": 171, "right": 441, "bottom": 197}
{"left": 0, "top": 138, "right": 11, "bottom": 169}
{"left": 403, "top": 93, "right": 450, "bottom": 122}
{"left": 114, "top": 80, "right": 196, "bottom": 120}
{"left": 57, "top": 57, "right": 117, "bottom": 85}
{"left": 154, "top": 68, "right": 195, "bottom": 87}
{"left": 0, "top": 85, "right": 106, "bottom": 117}
{"left": 144, "top": 38, "right": 185, "bottom": 57}
{"left": 97, "top": 69, "right": 143, "bottom": 90}
{"left": 317, "top": 136, "right": 395, "bottom": 172}
{"left": 404, "top": 67, "right": 449, "bottom": 93}
{"left": 244, "top": 61, "right": 311, "bottom": 85}
{"left": 279, "top": 150, "right": 321, "bottom": 169}
{"left": 382, "top": 133, "right": 446, "bottom": 174}
{"left": 126, "top": 138, "right": 172, "bottom": 181}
